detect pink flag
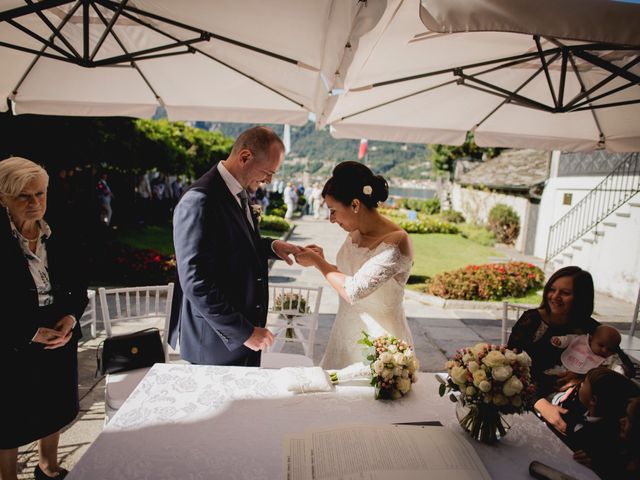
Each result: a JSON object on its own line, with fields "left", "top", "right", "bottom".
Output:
{"left": 357, "top": 138, "right": 368, "bottom": 161}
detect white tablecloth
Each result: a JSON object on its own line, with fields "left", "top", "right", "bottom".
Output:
{"left": 68, "top": 364, "right": 598, "bottom": 479}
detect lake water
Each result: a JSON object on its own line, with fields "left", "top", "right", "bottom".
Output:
{"left": 389, "top": 186, "right": 436, "bottom": 199}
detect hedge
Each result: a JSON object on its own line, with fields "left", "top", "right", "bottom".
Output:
{"left": 397, "top": 218, "right": 459, "bottom": 234}
{"left": 437, "top": 209, "right": 466, "bottom": 224}
{"left": 488, "top": 204, "right": 520, "bottom": 245}
{"left": 260, "top": 214, "right": 290, "bottom": 232}
{"left": 396, "top": 197, "right": 441, "bottom": 214}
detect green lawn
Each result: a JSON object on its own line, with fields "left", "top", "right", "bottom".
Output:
{"left": 408, "top": 233, "right": 540, "bottom": 304}
{"left": 115, "top": 224, "right": 286, "bottom": 256}
{"left": 115, "top": 226, "right": 539, "bottom": 304}
{"left": 502, "top": 290, "right": 542, "bottom": 305}
{"left": 410, "top": 233, "right": 505, "bottom": 279}
{"left": 116, "top": 225, "right": 175, "bottom": 255}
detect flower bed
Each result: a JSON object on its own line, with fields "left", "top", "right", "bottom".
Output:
{"left": 93, "top": 244, "right": 176, "bottom": 286}
{"left": 427, "top": 261, "right": 544, "bottom": 301}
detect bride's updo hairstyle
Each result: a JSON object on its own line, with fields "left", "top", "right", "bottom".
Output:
{"left": 322, "top": 161, "right": 388, "bottom": 209}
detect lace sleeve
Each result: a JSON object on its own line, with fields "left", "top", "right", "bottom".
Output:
{"left": 343, "top": 245, "right": 407, "bottom": 304}
{"left": 507, "top": 309, "right": 540, "bottom": 352}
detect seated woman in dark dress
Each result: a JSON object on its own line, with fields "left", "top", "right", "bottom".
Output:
{"left": 507, "top": 266, "right": 600, "bottom": 433}
{"left": 0, "top": 157, "right": 87, "bottom": 480}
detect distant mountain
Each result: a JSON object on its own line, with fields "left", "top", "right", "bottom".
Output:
{"left": 194, "top": 121, "right": 432, "bottom": 181}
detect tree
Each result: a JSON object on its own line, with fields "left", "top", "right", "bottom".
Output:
{"left": 429, "top": 133, "right": 501, "bottom": 173}
{"left": 133, "top": 119, "right": 232, "bottom": 176}
{"left": 0, "top": 113, "right": 233, "bottom": 176}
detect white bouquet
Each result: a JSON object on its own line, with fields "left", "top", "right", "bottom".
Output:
{"left": 358, "top": 331, "right": 419, "bottom": 400}
{"left": 439, "top": 343, "right": 535, "bottom": 443}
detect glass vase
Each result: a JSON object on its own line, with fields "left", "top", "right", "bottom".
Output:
{"left": 455, "top": 401, "right": 511, "bottom": 444}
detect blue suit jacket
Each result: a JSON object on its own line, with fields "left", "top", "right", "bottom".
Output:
{"left": 169, "top": 166, "right": 278, "bottom": 365}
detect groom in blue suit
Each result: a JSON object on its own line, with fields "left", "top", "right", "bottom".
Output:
{"left": 169, "top": 127, "right": 300, "bottom": 366}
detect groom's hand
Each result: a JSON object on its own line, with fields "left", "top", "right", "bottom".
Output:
{"left": 272, "top": 240, "right": 302, "bottom": 265}
{"left": 304, "top": 244, "right": 324, "bottom": 259}
{"left": 244, "top": 327, "right": 274, "bottom": 351}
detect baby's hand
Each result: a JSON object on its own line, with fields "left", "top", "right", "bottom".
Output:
{"left": 551, "top": 336, "right": 562, "bottom": 347}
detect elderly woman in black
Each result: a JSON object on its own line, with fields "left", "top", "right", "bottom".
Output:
{"left": 0, "top": 157, "right": 87, "bottom": 480}
{"left": 507, "top": 266, "right": 600, "bottom": 433}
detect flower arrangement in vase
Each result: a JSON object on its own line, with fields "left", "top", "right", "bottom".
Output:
{"left": 439, "top": 343, "right": 535, "bottom": 443}
{"left": 273, "top": 293, "right": 309, "bottom": 338}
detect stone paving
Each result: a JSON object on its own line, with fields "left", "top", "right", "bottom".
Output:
{"left": 16, "top": 214, "right": 637, "bottom": 478}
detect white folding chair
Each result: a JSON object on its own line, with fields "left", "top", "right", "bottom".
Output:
{"left": 79, "top": 289, "right": 97, "bottom": 338}
{"left": 265, "top": 285, "right": 322, "bottom": 364}
{"left": 501, "top": 301, "right": 532, "bottom": 345}
{"left": 98, "top": 283, "right": 174, "bottom": 423}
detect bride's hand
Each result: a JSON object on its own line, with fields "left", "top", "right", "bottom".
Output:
{"left": 294, "top": 247, "right": 320, "bottom": 267}
{"left": 304, "top": 244, "right": 324, "bottom": 259}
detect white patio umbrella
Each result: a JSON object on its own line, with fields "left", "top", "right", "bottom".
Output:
{"left": 324, "top": 0, "right": 640, "bottom": 152}
{"left": 0, "top": 0, "right": 387, "bottom": 124}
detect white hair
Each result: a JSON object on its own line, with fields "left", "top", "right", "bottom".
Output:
{"left": 0, "top": 156, "right": 49, "bottom": 197}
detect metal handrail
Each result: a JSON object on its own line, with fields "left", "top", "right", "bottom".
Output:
{"left": 545, "top": 152, "right": 640, "bottom": 263}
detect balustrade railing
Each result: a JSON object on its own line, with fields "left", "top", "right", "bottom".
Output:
{"left": 545, "top": 152, "right": 639, "bottom": 263}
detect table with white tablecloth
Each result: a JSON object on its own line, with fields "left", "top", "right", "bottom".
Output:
{"left": 68, "top": 364, "right": 598, "bottom": 479}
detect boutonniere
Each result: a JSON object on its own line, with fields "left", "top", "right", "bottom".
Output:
{"left": 250, "top": 204, "right": 263, "bottom": 222}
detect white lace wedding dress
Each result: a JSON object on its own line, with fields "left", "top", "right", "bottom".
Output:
{"left": 320, "top": 236, "right": 414, "bottom": 369}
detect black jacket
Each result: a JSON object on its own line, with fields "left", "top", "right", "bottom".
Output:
{"left": 0, "top": 211, "right": 87, "bottom": 355}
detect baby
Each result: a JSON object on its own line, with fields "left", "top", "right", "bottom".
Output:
{"left": 568, "top": 368, "right": 640, "bottom": 478}
{"left": 546, "top": 325, "right": 625, "bottom": 376}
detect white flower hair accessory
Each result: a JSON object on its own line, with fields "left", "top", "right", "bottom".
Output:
{"left": 362, "top": 185, "right": 373, "bottom": 196}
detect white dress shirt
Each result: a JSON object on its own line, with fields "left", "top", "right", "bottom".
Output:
{"left": 217, "top": 161, "right": 255, "bottom": 228}
{"left": 10, "top": 218, "right": 53, "bottom": 307}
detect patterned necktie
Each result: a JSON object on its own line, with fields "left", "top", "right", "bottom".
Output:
{"left": 237, "top": 190, "right": 255, "bottom": 231}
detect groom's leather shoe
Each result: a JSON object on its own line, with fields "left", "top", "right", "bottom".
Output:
{"left": 34, "top": 464, "right": 69, "bottom": 479}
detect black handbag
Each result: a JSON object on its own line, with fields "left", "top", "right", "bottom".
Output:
{"left": 96, "top": 327, "right": 166, "bottom": 376}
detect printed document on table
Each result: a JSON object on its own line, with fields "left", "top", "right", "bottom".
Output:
{"left": 289, "top": 424, "right": 490, "bottom": 480}
{"left": 284, "top": 435, "right": 308, "bottom": 480}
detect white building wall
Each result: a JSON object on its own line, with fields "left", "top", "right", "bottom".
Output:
{"left": 535, "top": 176, "right": 640, "bottom": 303}
{"left": 451, "top": 184, "right": 530, "bottom": 252}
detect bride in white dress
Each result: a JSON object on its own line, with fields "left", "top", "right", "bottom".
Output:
{"left": 294, "top": 162, "right": 414, "bottom": 369}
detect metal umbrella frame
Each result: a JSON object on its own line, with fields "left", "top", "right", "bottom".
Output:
{"left": 325, "top": 0, "right": 640, "bottom": 152}
{"left": 0, "top": 0, "right": 387, "bottom": 123}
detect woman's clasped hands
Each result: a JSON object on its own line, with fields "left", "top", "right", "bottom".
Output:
{"left": 33, "top": 315, "right": 75, "bottom": 349}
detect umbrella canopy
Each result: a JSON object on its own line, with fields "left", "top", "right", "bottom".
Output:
{"left": 0, "top": 0, "right": 386, "bottom": 124}
{"left": 325, "top": 0, "right": 640, "bottom": 152}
